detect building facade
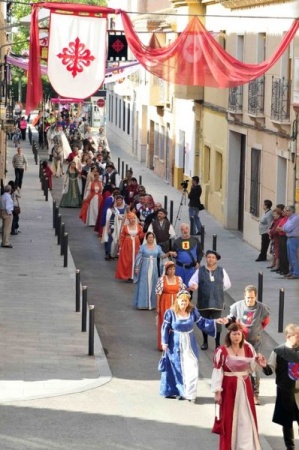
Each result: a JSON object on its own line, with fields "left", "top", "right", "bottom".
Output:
{"left": 106, "top": 0, "right": 298, "bottom": 250}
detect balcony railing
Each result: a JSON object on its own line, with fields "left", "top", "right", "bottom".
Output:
{"left": 270, "top": 76, "right": 291, "bottom": 122}
{"left": 248, "top": 76, "right": 264, "bottom": 116}
{"left": 228, "top": 85, "right": 243, "bottom": 113}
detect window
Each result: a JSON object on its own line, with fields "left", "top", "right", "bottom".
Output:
{"left": 203, "top": 145, "right": 211, "bottom": 183}
{"left": 127, "top": 105, "right": 130, "bottom": 135}
{"left": 215, "top": 151, "right": 223, "bottom": 191}
{"left": 250, "top": 148, "right": 261, "bottom": 216}
{"left": 160, "top": 125, "right": 165, "bottom": 160}
{"left": 154, "top": 123, "right": 159, "bottom": 156}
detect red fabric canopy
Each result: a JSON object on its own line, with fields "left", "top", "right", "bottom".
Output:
{"left": 120, "top": 11, "right": 299, "bottom": 88}
{"left": 26, "top": 3, "right": 299, "bottom": 112}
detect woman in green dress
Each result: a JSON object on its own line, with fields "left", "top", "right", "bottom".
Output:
{"left": 60, "top": 161, "right": 82, "bottom": 208}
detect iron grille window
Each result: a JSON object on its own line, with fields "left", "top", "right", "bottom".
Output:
{"left": 228, "top": 86, "right": 243, "bottom": 113}
{"left": 248, "top": 76, "right": 265, "bottom": 115}
{"left": 250, "top": 148, "right": 261, "bottom": 217}
{"left": 270, "top": 77, "right": 291, "bottom": 122}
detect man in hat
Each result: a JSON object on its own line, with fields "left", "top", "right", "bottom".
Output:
{"left": 188, "top": 249, "right": 231, "bottom": 350}
{"left": 148, "top": 208, "right": 175, "bottom": 253}
{"left": 172, "top": 223, "right": 203, "bottom": 286}
{"left": 102, "top": 163, "right": 120, "bottom": 189}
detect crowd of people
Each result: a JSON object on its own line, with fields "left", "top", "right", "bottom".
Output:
{"left": 2, "top": 112, "right": 299, "bottom": 449}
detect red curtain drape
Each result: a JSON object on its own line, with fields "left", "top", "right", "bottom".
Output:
{"left": 120, "top": 11, "right": 299, "bottom": 88}
{"left": 26, "top": 3, "right": 299, "bottom": 111}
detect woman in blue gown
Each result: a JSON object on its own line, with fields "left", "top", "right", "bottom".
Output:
{"left": 160, "top": 290, "right": 225, "bottom": 402}
{"left": 133, "top": 232, "right": 175, "bottom": 310}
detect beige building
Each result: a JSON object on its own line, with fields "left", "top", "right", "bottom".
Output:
{"left": 106, "top": 0, "right": 298, "bottom": 249}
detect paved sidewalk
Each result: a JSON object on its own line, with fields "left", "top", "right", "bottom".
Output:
{"left": 0, "top": 136, "right": 111, "bottom": 403}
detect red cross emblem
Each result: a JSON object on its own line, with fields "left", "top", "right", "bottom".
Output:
{"left": 112, "top": 39, "right": 125, "bottom": 53}
{"left": 57, "top": 37, "right": 95, "bottom": 78}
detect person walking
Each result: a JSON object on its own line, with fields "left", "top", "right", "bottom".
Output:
{"left": 188, "top": 176, "right": 203, "bottom": 235}
{"left": 212, "top": 323, "right": 261, "bottom": 450}
{"left": 19, "top": 116, "right": 27, "bottom": 140}
{"left": 155, "top": 261, "right": 186, "bottom": 350}
{"left": 12, "top": 147, "right": 28, "bottom": 189}
{"left": 188, "top": 249, "right": 231, "bottom": 350}
{"left": 224, "top": 284, "right": 270, "bottom": 405}
{"left": 0, "top": 185, "right": 14, "bottom": 248}
{"left": 257, "top": 324, "right": 299, "bottom": 450}
{"left": 160, "top": 290, "right": 226, "bottom": 402}
{"left": 255, "top": 199, "right": 273, "bottom": 261}
{"left": 172, "top": 223, "right": 203, "bottom": 285}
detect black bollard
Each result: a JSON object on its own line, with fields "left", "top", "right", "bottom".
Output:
{"left": 76, "top": 269, "right": 81, "bottom": 312}
{"left": 39, "top": 161, "right": 43, "bottom": 181}
{"left": 54, "top": 206, "right": 59, "bottom": 235}
{"left": 258, "top": 272, "right": 263, "bottom": 303}
{"left": 278, "top": 288, "right": 285, "bottom": 333}
{"left": 63, "top": 232, "right": 68, "bottom": 267}
{"left": 57, "top": 214, "right": 62, "bottom": 244}
{"left": 201, "top": 225, "right": 205, "bottom": 250}
{"left": 60, "top": 223, "right": 65, "bottom": 255}
{"left": 88, "top": 305, "right": 95, "bottom": 356}
{"left": 170, "top": 201, "right": 174, "bottom": 224}
{"left": 139, "top": 175, "right": 142, "bottom": 185}
{"left": 164, "top": 195, "right": 168, "bottom": 211}
{"left": 53, "top": 201, "right": 56, "bottom": 228}
{"left": 190, "top": 217, "right": 195, "bottom": 236}
{"left": 125, "top": 163, "right": 128, "bottom": 174}
{"left": 121, "top": 161, "right": 124, "bottom": 179}
{"left": 212, "top": 235, "right": 217, "bottom": 251}
{"left": 117, "top": 157, "right": 120, "bottom": 174}
{"left": 82, "top": 286, "right": 87, "bottom": 332}
{"left": 44, "top": 177, "right": 49, "bottom": 201}
{"left": 41, "top": 171, "right": 45, "bottom": 192}
{"left": 28, "top": 127, "right": 32, "bottom": 145}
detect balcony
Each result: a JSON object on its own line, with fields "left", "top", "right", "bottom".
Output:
{"left": 270, "top": 76, "right": 291, "bottom": 123}
{"left": 248, "top": 76, "right": 265, "bottom": 117}
{"left": 228, "top": 85, "right": 243, "bottom": 114}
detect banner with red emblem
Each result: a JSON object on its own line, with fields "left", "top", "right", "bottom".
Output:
{"left": 48, "top": 13, "right": 107, "bottom": 99}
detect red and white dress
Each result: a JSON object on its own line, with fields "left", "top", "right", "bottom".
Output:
{"left": 79, "top": 180, "right": 102, "bottom": 226}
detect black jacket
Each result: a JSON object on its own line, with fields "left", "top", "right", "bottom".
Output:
{"left": 188, "top": 184, "right": 202, "bottom": 208}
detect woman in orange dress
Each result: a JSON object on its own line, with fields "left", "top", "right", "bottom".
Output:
{"left": 79, "top": 172, "right": 103, "bottom": 226}
{"left": 155, "top": 261, "right": 186, "bottom": 350}
{"left": 115, "top": 212, "right": 144, "bottom": 282}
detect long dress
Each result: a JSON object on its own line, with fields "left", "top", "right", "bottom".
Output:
{"left": 60, "top": 170, "right": 82, "bottom": 208}
{"left": 79, "top": 180, "right": 102, "bottom": 226}
{"left": 160, "top": 308, "right": 216, "bottom": 400}
{"left": 115, "top": 224, "right": 144, "bottom": 280}
{"left": 133, "top": 244, "right": 165, "bottom": 310}
{"left": 211, "top": 345, "right": 260, "bottom": 450}
{"left": 155, "top": 275, "right": 186, "bottom": 350}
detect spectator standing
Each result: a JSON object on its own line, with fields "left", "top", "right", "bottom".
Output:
{"left": 19, "top": 116, "right": 27, "bottom": 140}
{"left": 188, "top": 176, "right": 203, "bottom": 235}
{"left": 8, "top": 181, "right": 21, "bottom": 235}
{"left": 268, "top": 204, "right": 285, "bottom": 271}
{"left": 189, "top": 250, "right": 231, "bottom": 350}
{"left": 172, "top": 223, "right": 203, "bottom": 285}
{"left": 12, "top": 147, "right": 28, "bottom": 189}
{"left": 225, "top": 284, "right": 270, "bottom": 405}
{"left": 278, "top": 205, "right": 299, "bottom": 279}
{"left": 255, "top": 199, "right": 273, "bottom": 261}
{"left": 258, "top": 324, "right": 299, "bottom": 450}
{"left": 0, "top": 185, "right": 14, "bottom": 248}
{"left": 276, "top": 207, "right": 290, "bottom": 275}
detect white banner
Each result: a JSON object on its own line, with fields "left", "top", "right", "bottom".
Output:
{"left": 48, "top": 13, "right": 107, "bottom": 99}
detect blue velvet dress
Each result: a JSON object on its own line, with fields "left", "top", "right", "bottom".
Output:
{"left": 160, "top": 308, "right": 216, "bottom": 400}
{"left": 133, "top": 244, "right": 164, "bottom": 310}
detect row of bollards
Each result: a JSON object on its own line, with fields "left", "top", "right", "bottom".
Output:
{"left": 257, "top": 271, "right": 285, "bottom": 331}
{"left": 32, "top": 139, "right": 38, "bottom": 165}
{"left": 117, "top": 157, "right": 142, "bottom": 186}
{"left": 52, "top": 201, "right": 95, "bottom": 355}
{"left": 39, "top": 160, "right": 49, "bottom": 201}
{"left": 53, "top": 201, "right": 68, "bottom": 268}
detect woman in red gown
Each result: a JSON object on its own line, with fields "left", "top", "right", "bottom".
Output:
{"left": 155, "top": 261, "right": 185, "bottom": 350}
{"left": 211, "top": 323, "right": 260, "bottom": 450}
{"left": 115, "top": 212, "right": 144, "bottom": 282}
